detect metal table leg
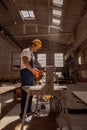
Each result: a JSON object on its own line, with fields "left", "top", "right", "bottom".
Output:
{"left": 21, "top": 89, "right": 30, "bottom": 130}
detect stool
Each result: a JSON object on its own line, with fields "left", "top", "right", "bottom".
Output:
{"left": 21, "top": 85, "right": 43, "bottom": 130}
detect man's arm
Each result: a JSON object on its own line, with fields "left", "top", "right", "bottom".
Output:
{"left": 22, "top": 56, "right": 33, "bottom": 71}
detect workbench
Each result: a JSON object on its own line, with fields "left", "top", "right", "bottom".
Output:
{"left": 0, "top": 83, "right": 21, "bottom": 120}
{"left": 21, "top": 84, "right": 72, "bottom": 130}
{"left": 0, "top": 83, "right": 21, "bottom": 101}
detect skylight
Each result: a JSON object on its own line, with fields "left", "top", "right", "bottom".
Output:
{"left": 20, "top": 10, "right": 35, "bottom": 20}
{"left": 52, "top": 18, "right": 60, "bottom": 25}
{"left": 53, "top": 0, "right": 63, "bottom": 7}
{"left": 53, "top": 9, "right": 62, "bottom": 17}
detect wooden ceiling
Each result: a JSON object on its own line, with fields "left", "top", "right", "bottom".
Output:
{"left": 0, "top": 0, "right": 87, "bottom": 55}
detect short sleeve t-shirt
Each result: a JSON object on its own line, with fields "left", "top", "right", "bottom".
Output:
{"left": 20, "top": 48, "right": 35, "bottom": 69}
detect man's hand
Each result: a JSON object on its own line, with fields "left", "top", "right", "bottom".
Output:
{"left": 37, "top": 70, "right": 44, "bottom": 75}
{"left": 32, "top": 69, "right": 39, "bottom": 78}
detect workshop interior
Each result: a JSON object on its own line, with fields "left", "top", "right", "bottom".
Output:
{"left": 0, "top": 0, "right": 87, "bottom": 130}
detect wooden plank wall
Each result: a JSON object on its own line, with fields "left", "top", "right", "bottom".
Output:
{"left": 0, "top": 34, "right": 21, "bottom": 80}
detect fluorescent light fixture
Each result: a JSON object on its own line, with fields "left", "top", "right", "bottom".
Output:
{"left": 52, "top": 18, "right": 61, "bottom": 25}
{"left": 53, "top": 0, "right": 63, "bottom": 7}
{"left": 53, "top": 9, "right": 62, "bottom": 17}
{"left": 20, "top": 10, "right": 35, "bottom": 20}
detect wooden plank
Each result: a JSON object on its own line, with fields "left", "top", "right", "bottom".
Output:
{"left": 72, "top": 91, "right": 87, "bottom": 104}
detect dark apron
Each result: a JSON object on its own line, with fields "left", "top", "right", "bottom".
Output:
{"left": 20, "top": 54, "right": 35, "bottom": 118}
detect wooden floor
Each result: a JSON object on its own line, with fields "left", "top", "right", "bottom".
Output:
{"left": 1, "top": 113, "right": 58, "bottom": 130}
{"left": 27, "top": 115, "right": 57, "bottom": 130}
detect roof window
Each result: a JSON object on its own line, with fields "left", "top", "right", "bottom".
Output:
{"left": 20, "top": 10, "right": 35, "bottom": 20}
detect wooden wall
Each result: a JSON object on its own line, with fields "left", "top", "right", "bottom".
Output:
{"left": 0, "top": 33, "right": 21, "bottom": 81}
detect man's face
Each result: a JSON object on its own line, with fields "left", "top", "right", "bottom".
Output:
{"left": 32, "top": 44, "right": 40, "bottom": 52}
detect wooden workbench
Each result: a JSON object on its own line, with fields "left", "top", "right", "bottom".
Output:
{"left": 0, "top": 83, "right": 21, "bottom": 121}
{"left": 0, "top": 83, "right": 21, "bottom": 102}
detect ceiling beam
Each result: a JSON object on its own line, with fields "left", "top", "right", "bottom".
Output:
{"left": 8, "top": 23, "right": 63, "bottom": 30}
{"left": 65, "top": 2, "right": 87, "bottom": 59}
{"left": 15, "top": 32, "right": 73, "bottom": 38}
{"left": 0, "top": 0, "right": 8, "bottom": 10}
{"left": 65, "top": 28, "right": 87, "bottom": 59}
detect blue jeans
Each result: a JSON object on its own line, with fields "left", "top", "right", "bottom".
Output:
{"left": 20, "top": 68, "right": 34, "bottom": 118}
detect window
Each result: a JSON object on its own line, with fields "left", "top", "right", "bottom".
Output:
{"left": 19, "top": 10, "right": 35, "bottom": 20}
{"left": 37, "top": 54, "right": 46, "bottom": 67}
{"left": 11, "top": 52, "right": 21, "bottom": 71}
{"left": 53, "top": 0, "right": 64, "bottom": 7}
{"left": 53, "top": 9, "right": 62, "bottom": 17}
{"left": 54, "top": 53, "right": 63, "bottom": 67}
{"left": 52, "top": 18, "right": 60, "bottom": 25}
{"left": 56, "top": 72, "right": 63, "bottom": 77}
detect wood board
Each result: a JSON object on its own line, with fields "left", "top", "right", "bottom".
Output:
{"left": 72, "top": 91, "right": 87, "bottom": 104}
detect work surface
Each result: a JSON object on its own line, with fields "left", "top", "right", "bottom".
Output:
{"left": 0, "top": 83, "right": 21, "bottom": 94}
{"left": 23, "top": 84, "right": 67, "bottom": 90}
{"left": 0, "top": 84, "right": 67, "bottom": 94}
{"left": 22, "top": 84, "right": 67, "bottom": 95}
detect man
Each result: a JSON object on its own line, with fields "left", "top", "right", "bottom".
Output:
{"left": 20, "top": 39, "right": 43, "bottom": 119}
